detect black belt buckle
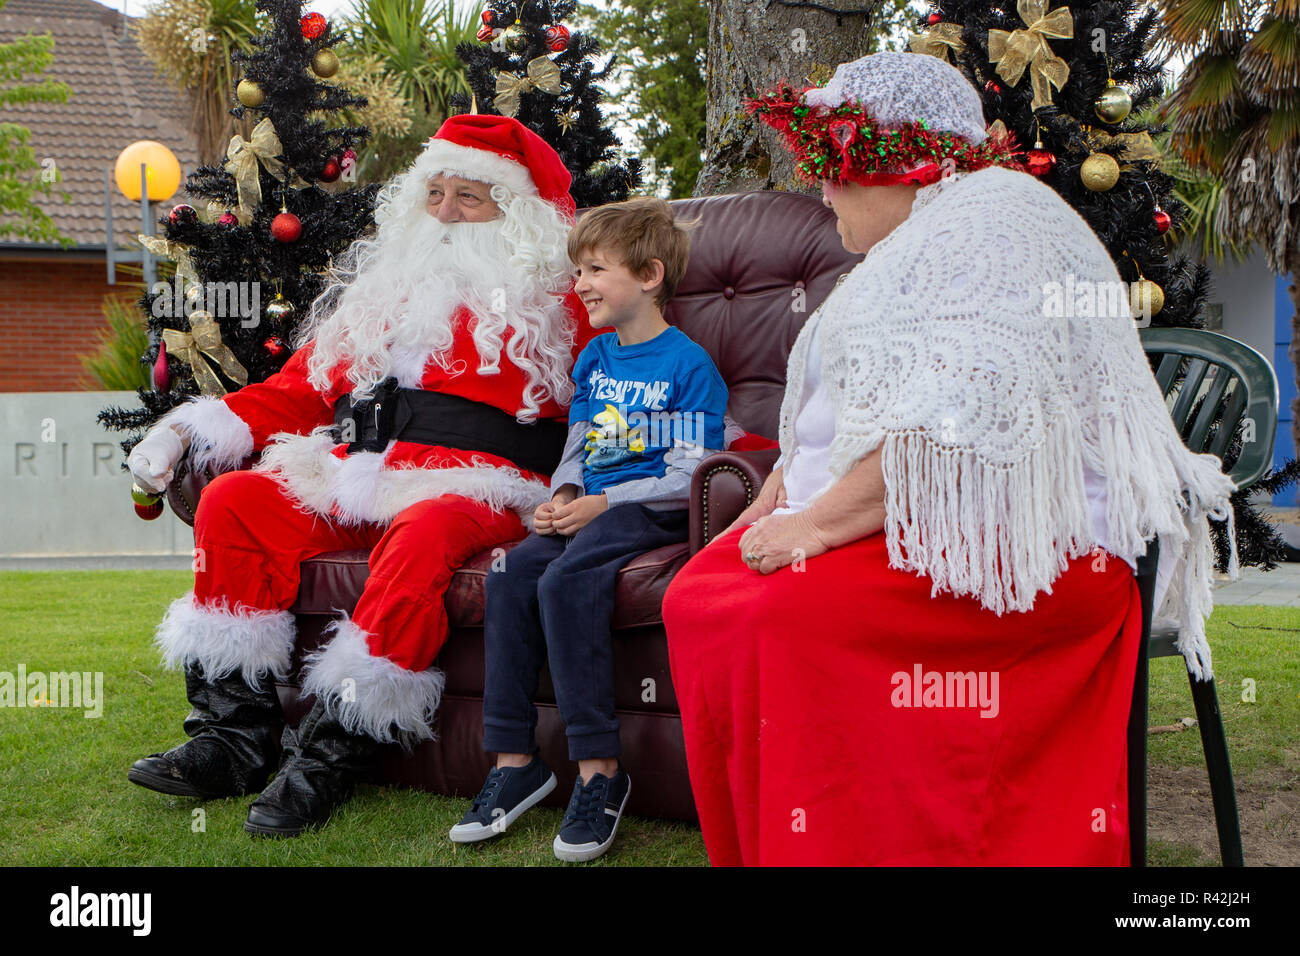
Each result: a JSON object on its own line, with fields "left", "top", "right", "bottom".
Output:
{"left": 337, "top": 378, "right": 400, "bottom": 454}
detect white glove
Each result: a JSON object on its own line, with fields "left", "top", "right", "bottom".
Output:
{"left": 128, "top": 426, "right": 185, "bottom": 495}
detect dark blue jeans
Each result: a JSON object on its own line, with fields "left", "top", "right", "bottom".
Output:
{"left": 482, "top": 503, "right": 689, "bottom": 761}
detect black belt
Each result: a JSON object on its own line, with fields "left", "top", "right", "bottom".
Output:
{"left": 330, "top": 378, "right": 567, "bottom": 475}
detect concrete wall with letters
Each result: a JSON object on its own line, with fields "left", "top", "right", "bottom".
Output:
{"left": 1, "top": 392, "right": 194, "bottom": 556}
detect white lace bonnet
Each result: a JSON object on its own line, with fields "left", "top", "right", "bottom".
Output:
{"left": 803, "top": 51, "right": 989, "bottom": 145}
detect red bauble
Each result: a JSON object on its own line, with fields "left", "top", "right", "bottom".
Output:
{"left": 927, "top": 12, "right": 942, "bottom": 24}
{"left": 984, "top": 80, "right": 1002, "bottom": 95}
{"left": 153, "top": 339, "right": 169, "bottom": 391}
{"left": 218, "top": 211, "right": 239, "bottom": 226}
{"left": 271, "top": 212, "right": 302, "bottom": 242}
{"left": 481, "top": 8, "right": 494, "bottom": 25}
{"left": 477, "top": 24, "right": 495, "bottom": 41}
{"left": 134, "top": 499, "right": 164, "bottom": 521}
{"left": 1026, "top": 146, "right": 1057, "bottom": 177}
{"left": 168, "top": 203, "right": 197, "bottom": 226}
{"left": 264, "top": 336, "right": 287, "bottom": 357}
{"left": 300, "top": 12, "right": 327, "bottom": 40}
{"left": 1153, "top": 208, "right": 1171, "bottom": 234}
{"left": 544, "top": 24, "right": 570, "bottom": 52}
{"left": 320, "top": 157, "right": 341, "bottom": 182}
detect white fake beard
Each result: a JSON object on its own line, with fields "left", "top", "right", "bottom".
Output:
{"left": 311, "top": 216, "right": 539, "bottom": 396}
{"left": 381, "top": 216, "right": 521, "bottom": 385}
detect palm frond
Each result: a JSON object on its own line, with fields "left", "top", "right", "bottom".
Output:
{"left": 1239, "top": 15, "right": 1300, "bottom": 93}
{"left": 1156, "top": 0, "right": 1254, "bottom": 50}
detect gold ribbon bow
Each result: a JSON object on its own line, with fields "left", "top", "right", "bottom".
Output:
{"left": 161, "top": 311, "right": 249, "bottom": 397}
{"left": 494, "top": 55, "right": 564, "bottom": 118}
{"left": 223, "top": 118, "right": 286, "bottom": 226}
{"left": 987, "top": 0, "right": 1073, "bottom": 110}
{"left": 138, "top": 234, "right": 199, "bottom": 290}
{"left": 1084, "top": 126, "right": 1160, "bottom": 163}
{"left": 907, "top": 22, "right": 965, "bottom": 64}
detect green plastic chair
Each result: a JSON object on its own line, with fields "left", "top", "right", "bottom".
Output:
{"left": 1129, "top": 327, "right": 1279, "bottom": 867}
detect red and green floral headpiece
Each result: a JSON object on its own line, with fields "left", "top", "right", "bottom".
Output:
{"left": 746, "top": 81, "right": 1024, "bottom": 188}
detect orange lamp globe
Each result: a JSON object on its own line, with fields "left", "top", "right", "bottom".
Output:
{"left": 114, "top": 140, "right": 181, "bottom": 202}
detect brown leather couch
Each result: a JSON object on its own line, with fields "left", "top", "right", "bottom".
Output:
{"left": 167, "top": 190, "right": 862, "bottom": 822}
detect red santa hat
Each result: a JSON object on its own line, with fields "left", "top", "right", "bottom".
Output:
{"left": 420, "top": 113, "right": 576, "bottom": 221}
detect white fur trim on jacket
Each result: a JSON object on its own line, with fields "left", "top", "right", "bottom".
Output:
{"left": 416, "top": 139, "right": 537, "bottom": 198}
{"left": 155, "top": 592, "right": 295, "bottom": 689}
{"left": 159, "top": 396, "right": 255, "bottom": 474}
{"left": 300, "top": 616, "right": 444, "bottom": 744}
{"left": 254, "top": 428, "right": 551, "bottom": 528}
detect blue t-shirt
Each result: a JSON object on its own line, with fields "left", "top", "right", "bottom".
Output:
{"left": 568, "top": 326, "right": 727, "bottom": 496}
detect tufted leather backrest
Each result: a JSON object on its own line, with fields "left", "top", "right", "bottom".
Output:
{"left": 668, "top": 191, "right": 863, "bottom": 438}
{"left": 580, "top": 191, "right": 863, "bottom": 440}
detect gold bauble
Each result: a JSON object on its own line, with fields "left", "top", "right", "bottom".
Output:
{"left": 311, "top": 49, "right": 340, "bottom": 78}
{"left": 264, "top": 294, "right": 296, "bottom": 324}
{"left": 1080, "top": 152, "right": 1120, "bottom": 191}
{"left": 1093, "top": 81, "right": 1132, "bottom": 124}
{"left": 503, "top": 22, "right": 528, "bottom": 52}
{"left": 131, "top": 483, "right": 161, "bottom": 506}
{"left": 236, "top": 79, "right": 265, "bottom": 108}
{"left": 1130, "top": 278, "right": 1165, "bottom": 318}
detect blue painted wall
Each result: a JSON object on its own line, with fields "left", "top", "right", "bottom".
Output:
{"left": 1275, "top": 274, "right": 1296, "bottom": 506}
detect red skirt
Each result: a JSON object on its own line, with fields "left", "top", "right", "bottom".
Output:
{"left": 662, "top": 527, "right": 1143, "bottom": 866}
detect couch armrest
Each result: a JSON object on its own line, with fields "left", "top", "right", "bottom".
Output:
{"left": 689, "top": 449, "right": 780, "bottom": 555}
{"left": 165, "top": 455, "right": 257, "bottom": 527}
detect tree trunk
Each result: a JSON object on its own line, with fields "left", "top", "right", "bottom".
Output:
{"left": 694, "top": 0, "right": 877, "bottom": 197}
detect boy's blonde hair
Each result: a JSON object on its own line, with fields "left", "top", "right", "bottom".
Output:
{"left": 567, "top": 197, "right": 696, "bottom": 309}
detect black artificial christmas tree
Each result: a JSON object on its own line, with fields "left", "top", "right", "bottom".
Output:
{"left": 908, "top": 0, "right": 1297, "bottom": 567}
{"left": 100, "top": 0, "right": 379, "bottom": 463}
{"left": 453, "top": 0, "right": 642, "bottom": 207}
{"left": 911, "top": 0, "right": 1203, "bottom": 330}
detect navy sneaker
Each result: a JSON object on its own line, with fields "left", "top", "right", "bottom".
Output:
{"left": 553, "top": 768, "right": 631, "bottom": 862}
{"left": 448, "top": 755, "right": 556, "bottom": 843}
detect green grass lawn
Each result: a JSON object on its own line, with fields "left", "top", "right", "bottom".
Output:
{"left": 1144, "top": 603, "right": 1300, "bottom": 867}
{"left": 0, "top": 570, "right": 705, "bottom": 867}
{"left": 1, "top": 570, "right": 1295, "bottom": 866}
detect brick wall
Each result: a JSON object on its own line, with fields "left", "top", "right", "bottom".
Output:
{"left": 0, "top": 258, "right": 131, "bottom": 392}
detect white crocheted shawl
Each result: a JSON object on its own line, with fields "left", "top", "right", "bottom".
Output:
{"left": 779, "top": 165, "right": 1238, "bottom": 679}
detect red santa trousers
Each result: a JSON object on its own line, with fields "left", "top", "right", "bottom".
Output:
{"left": 192, "top": 469, "right": 523, "bottom": 668}
{"left": 662, "top": 526, "right": 1143, "bottom": 866}
{"left": 155, "top": 469, "right": 524, "bottom": 742}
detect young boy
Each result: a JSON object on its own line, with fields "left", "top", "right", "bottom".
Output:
{"left": 449, "top": 197, "right": 728, "bottom": 861}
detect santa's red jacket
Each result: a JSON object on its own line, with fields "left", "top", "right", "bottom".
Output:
{"left": 162, "top": 292, "right": 599, "bottom": 527}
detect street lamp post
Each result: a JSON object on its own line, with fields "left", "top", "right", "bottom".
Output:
{"left": 106, "top": 140, "right": 181, "bottom": 292}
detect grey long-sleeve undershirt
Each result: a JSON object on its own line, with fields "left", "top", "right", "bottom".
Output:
{"left": 549, "top": 419, "right": 718, "bottom": 512}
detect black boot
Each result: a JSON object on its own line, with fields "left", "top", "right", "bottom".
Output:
{"left": 129, "top": 666, "right": 282, "bottom": 799}
{"left": 243, "top": 698, "right": 379, "bottom": 838}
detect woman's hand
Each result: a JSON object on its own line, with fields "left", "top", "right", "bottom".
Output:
{"left": 552, "top": 493, "right": 608, "bottom": 536}
{"left": 735, "top": 448, "right": 888, "bottom": 571}
{"left": 737, "top": 511, "right": 830, "bottom": 574}
{"left": 722, "top": 466, "right": 787, "bottom": 538}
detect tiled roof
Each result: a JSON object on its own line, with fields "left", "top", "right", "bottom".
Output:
{"left": 0, "top": 0, "right": 201, "bottom": 250}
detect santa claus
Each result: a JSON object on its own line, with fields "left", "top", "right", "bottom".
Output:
{"left": 124, "top": 114, "right": 600, "bottom": 837}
